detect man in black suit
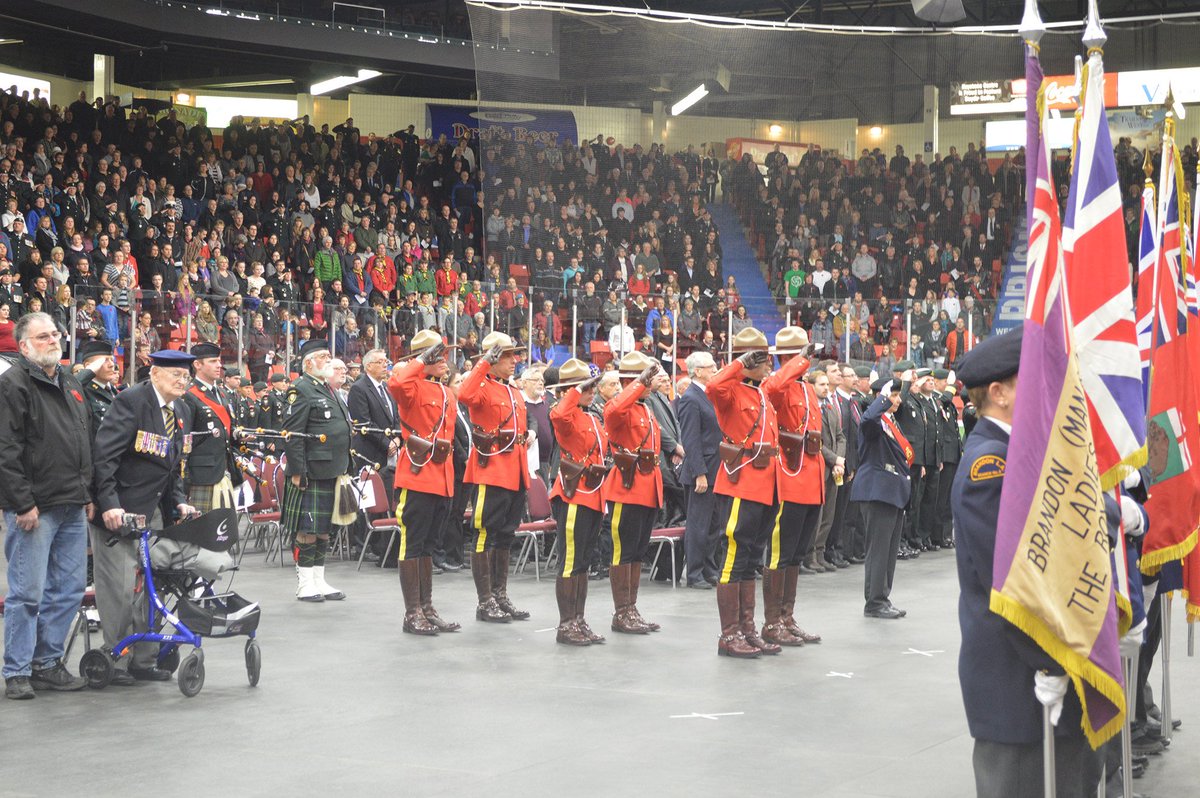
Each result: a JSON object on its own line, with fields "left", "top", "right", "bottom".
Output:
{"left": 807, "top": 367, "right": 845, "bottom": 573}
{"left": 645, "top": 376, "right": 685, "bottom": 532}
{"left": 347, "top": 347, "right": 401, "bottom": 564}
{"left": 830, "top": 363, "right": 866, "bottom": 565}
{"left": 92, "top": 349, "right": 199, "bottom": 683}
{"left": 675, "top": 351, "right": 722, "bottom": 588}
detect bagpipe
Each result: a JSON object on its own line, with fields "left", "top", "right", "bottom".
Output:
{"left": 234, "top": 426, "right": 328, "bottom": 443}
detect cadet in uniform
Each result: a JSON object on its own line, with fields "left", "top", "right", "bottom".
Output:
{"left": 932, "top": 368, "right": 961, "bottom": 549}
{"left": 282, "top": 338, "right": 353, "bottom": 603}
{"left": 851, "top": 376, "right": 913, "bottom": 619}
{"left": 895, "top": 362, "right": 930, "bottom": 556}
{"left": 385, "top": 330, "right": 460, "bottom": 636}
{"left": 760, "top": 326, "right": 823, "bottom": 646}
{"left": 92, "top": 349, "right": 197, "bottom": 683}
{"left": 460, "top": 331, "right": 532, "bottom": 623}
{"left": 603, "top": 351, "right": 666, "bottom": 635}
{"left": 180, "top": 342, "right": 237, "bottom": 512}
{"left": 912, "top": 367, "right": 943, "bottom": 551}
{"left": 259, "top": 373, "right": 289, "bottom": 431}
{"left": 546, "top": 359, "right": 606, "bottom": 646}
{"left": 77, "top": 339, "right": 121, "bottom": 439}
{"left": 706, "top": 328, "right": 782, "bottom": 659}
{"left": 234, "top": 377, "right": 260, "bottom": 427}
{"left": 952, "top": 324, "right": 1102, "bottom": 797}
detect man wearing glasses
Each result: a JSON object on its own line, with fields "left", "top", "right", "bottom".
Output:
{"left": 91, "top": 347, "right": 200, "bottom": 684}
{"left": 0, "top": 313, "right": 93, "bottom": 699}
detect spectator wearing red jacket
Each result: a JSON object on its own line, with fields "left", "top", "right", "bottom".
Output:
{"left": 534, "top": 300, "right": 563, "bottom": 344}
{"left": 367, "top": 245, "right": 397, "bottom": 300}
{"left": 435, "top": 256, "right": 459, "bottom": 299}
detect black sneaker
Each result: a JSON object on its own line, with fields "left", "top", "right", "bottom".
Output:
{"left": 30, "top": 661, "right": 87, "bottom": 692}
{"left": 5, "top": 676, "right": 35, "bottom": 700}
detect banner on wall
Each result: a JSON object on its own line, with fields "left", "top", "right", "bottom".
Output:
{"left": 725, "top": 138, "right": 821, "bottom": 166}
{"left": 984, "top": 108, "right": 1166, "bottom": 153}
{"left": 992, "top": 210, "right": 1029, "bottom": 333}
{"left": 426, "top": 104, "right": 577, "bottom": 148}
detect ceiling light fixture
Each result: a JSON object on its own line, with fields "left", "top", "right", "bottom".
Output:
{"left": 671, "top": 83, "right": 708, "bottom": 116}
{"left": 309, "top": 69, "right": 383, "bottom": 95}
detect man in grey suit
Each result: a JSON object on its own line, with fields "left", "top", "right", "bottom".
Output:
{"left": 674, "top": 351, "right": 722, "bottom": 588}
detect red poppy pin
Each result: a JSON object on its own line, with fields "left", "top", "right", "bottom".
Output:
{"left": 71, "top": 390, "right": 83, "bottom": 402}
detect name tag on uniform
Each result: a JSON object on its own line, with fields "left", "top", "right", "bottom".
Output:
{"left": 324, "top": 410, "right": 331, "bottom": 419}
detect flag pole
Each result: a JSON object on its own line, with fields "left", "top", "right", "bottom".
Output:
{"left": 1121, "top": 651, "right": 1138, "bottom": 798}
{"left": 1161, "top": 593, "right": 1173, "bottom": 743}
{"left": 1022, "top": 5, "right": 1057, "bottom": 793}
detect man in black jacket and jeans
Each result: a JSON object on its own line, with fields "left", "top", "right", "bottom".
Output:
{"left": 0, "top": 312, "right": 94, "bottom": 699}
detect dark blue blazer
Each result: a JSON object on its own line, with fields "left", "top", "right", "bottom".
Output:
{"left": 952, "top": 417, "right": 1082, "bottom": 744}
{"left": 674, "top": 382, "right": 721, "bottom": 487}
{"left": 848, "top": 393, "right": 911, "bottom": 509}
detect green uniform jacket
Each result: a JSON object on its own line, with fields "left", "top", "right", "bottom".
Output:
{"left": 282, "top": 373, "right": 352, "bottom": 480}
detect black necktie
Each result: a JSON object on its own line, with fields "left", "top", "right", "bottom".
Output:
{"left": 378, "top": 383, "right": 394, "bottom": 422}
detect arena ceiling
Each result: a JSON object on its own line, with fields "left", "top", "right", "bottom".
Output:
{"left": 0, "top": 0, "right": 1195, "bottom": 123}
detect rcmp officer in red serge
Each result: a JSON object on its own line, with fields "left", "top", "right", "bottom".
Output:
{"left": 180, "top": 342, "right": 237, "bottom": 512}
{"left": 282, "top": 338, "right": 353, "bottom": 603}
{"left": 385, "top": 329, "right": 460, "bottom": 636}
{"left": 547, "top": 359, "right": 607, "bottom": 646}
{"left": 706, "top": 327, "right": 782, "bottom": 658}
{"left": 91, "top": 349, "right": 198, "bottom": 684}
{"left": 760, "top": 326, "right": 823, "bottom": 647}
{"left": 603, "top": 351, "right": 666, "bottom": 635}
{"left": 460, "top": 330, "right": 532, "bottom": 623}
{"left": 851, "top": 375, "right": 914, "bottom": 620}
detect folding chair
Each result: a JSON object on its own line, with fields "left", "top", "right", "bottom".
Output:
{"left": 513, "top": 477, "right": 556, "bottom": 581}
{"left": 647, "top": 526, "right": 685, "bottom": 587}
{"left": 259, "top": 462, "right": 290, "bottom": 567}
{"left": 356, "top": 472, "right": 399, "bottom": 571}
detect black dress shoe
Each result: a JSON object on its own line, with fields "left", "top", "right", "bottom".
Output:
{"left": 109, "top": 670, "right": 137, "bottom": 687}
{"left": 687, "top": 580, "right": 714, "bottom": 590}
{"left": 798, "top": 563, "right": 818, "bottom": 575}
{"left": 887, "top": 603, "right": 908, "bottom": 617}
{"left": 847, "top": 556, "right": 865, "bottom": 564}
{"left": 436, "top": 560, "right": 463, "bottom": 572}
{"left": 864, "top": 607, "right": 904, "bottom": 619}
{"left": 128, "top": 666, "right": 172, "bottom": 682}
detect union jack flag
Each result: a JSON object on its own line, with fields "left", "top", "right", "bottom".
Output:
{"left": 1135, "top": 185, "right": 1156, "bottom": 401}
{"left": 1061, "top": 52, "right": 1147, "bottom": 490}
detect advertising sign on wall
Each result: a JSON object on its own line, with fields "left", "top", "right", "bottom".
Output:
{"left": 426, "top": 104, "right": 578, "bottom": 147}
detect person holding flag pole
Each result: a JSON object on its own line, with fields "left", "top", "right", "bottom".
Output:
{"left": 951, "top": 3, "right": 1127, "bottom": 795}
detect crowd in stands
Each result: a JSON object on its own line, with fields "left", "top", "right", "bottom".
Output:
{"left": 0, "top": 81, "right": 1185, "bottom": 379}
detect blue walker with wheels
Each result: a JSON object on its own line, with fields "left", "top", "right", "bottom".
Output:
{"left": 79, "top": 509, "right": 262, "bottom": 697}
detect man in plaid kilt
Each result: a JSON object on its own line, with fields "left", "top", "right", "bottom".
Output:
{"left": 282, "top": 338, "right": 354, "bottom": 602}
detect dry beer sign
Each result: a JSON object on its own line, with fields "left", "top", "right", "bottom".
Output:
{"left": 426, "top": 104, "right": 578, "bottom": 148}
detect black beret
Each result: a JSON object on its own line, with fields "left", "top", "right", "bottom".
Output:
{"left": 268, "top": 373, "right": 287, "bottom": 383}
{"left": 958, "top": 324, "right": 1024, "bottom": 389}
{"left": 870, "top": 377, "right": 899, "bottom": 393}
{"left": 299, "top": 338, "right": 330, "bottom": 360}
{"left": 253, "top": 381, "right": 267, "bottom": 392}
{"left": 190, "top": 342, "right": 221, "bottom": 360}
{"left": 148, "top": 349, "right": 194, "bottom": 368}
{"left": 931, "top": 368, "right": 950, "bottom": 379}
{"left": 77, "top": 339, "right": 114, "bottom": 362}
{"left": 223, "top": 366, "right": 241, "bottom": 377}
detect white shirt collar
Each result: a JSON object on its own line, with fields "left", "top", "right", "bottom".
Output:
{"left": 982, "top": 415, "right": 1012, "bottom": 435}
{"left": 151, "top": 384, "right": 172, "bottom": 410}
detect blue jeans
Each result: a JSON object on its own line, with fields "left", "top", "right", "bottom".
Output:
{"left": 3, "top": 505, "right": 88, "bottom": 678}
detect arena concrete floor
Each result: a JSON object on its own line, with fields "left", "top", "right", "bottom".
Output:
{"left": 1, "top": 539, "right": 1196, "bottom": 798}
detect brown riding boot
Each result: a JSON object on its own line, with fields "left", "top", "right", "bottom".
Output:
{"left": 761, "top": 568, "right": 804, "bottom": 647}
{"left": 555, "top": 575, "right": 590, "bottom": 646}
{"left": 740, "top": 580, "right": 781, "bottom": 654}
{"left": 420, "top": 557, "right": 460, "bottom": 632}
{"left": 400, "top": 559, "right": 438, "bottom": 635}
{"left": 716, "top": 582, "right": 760, "bottom": 658}
{"left": 627, "top": 561, "right": 660, "bottom": 631}
{"left": 783, "top": 565, "right": 822, "bottom": 643}
{"left": 472, "top": 550, "right": 510, "bottom": 623}
{"left": 574, "top": 575, "right": 604, "bottom": 643}
{"left": 610, "top": 563, "right": 649, "bottom": 634}
{"left": 490, "top": 547, "right": 530, "bottom": 620}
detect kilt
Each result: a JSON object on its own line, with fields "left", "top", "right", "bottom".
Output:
{"left": 188, "top": 476, "right": 236, "bottom": 513}
{"left": 282, "top": 477, "right": 337, "bottom": 538}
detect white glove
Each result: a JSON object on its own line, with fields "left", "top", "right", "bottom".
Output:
{"left": 1119, "top": 619, "right": 1147, "bottom": 660}
{"left": 1034, "top": 671, "right": 1070, "bottom": 726}
{"left": 1123, "top": 470, "right": 1142, "bottom": 490}
{"left": 1119, "top": 495, "right": 1145, "bottom": 537}
{"left": 880, "top": 379, "right": 894, "bottom": 395}
{"left": 946, "top": 369, "right": 956, "bottom": 385}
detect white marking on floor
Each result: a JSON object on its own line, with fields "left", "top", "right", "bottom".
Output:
{"left": 903, "top": 648, "right": 944, "bottom": 657}
{"left": 535, "top": 627, "right": 557, "bottom": 633}
{"left": 669, "top": 711, "right": 745, "bottom": 720}
{"left": 827, "top": 671, "right": 855, "bottom": 678}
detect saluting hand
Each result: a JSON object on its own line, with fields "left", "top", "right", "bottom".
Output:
{"left": 637, "top": 364, "right": 660, "bottom": 387}
{"left": 482, "top": 343, "right": 506, "bottom": 364}
{"left": 578, "top": 374, "right": 602, "bottom": 394}
{"left": 420, "top": 342, "right": 446, "bottom": 365}
{"left": 738, "top": 350, "right": 770, "bottom": 370}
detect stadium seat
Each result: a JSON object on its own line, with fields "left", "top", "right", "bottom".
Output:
{"left": 647, "top": 526, "right": 685, "bottom": 587}
{"left": 513, "top": 477, "right": 556, "bottom": 581}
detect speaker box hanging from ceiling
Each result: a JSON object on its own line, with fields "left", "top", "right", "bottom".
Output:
{"left": 911, "top": 0, "right": 968, "bottom": 23}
